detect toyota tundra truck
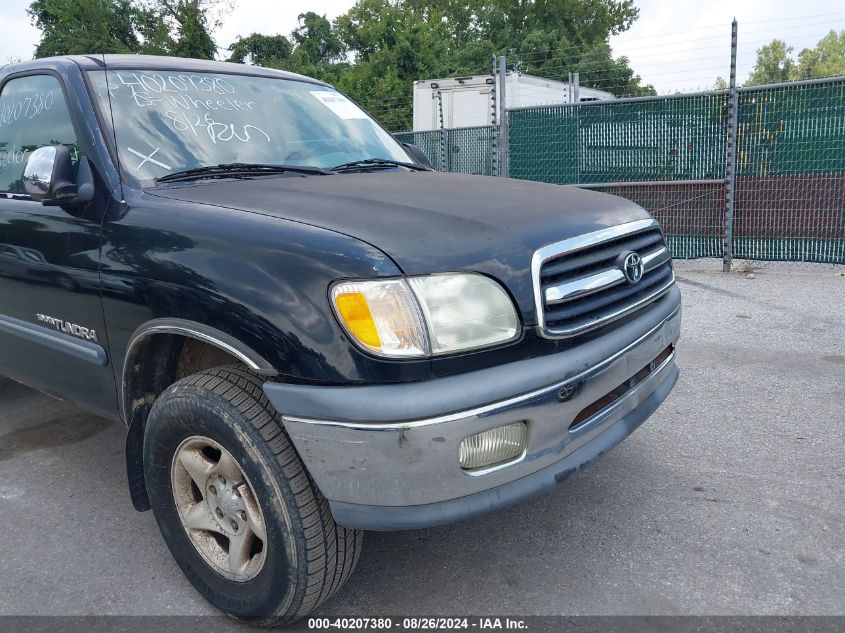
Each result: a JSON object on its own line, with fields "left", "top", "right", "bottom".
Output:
{"left": 0, "top": 55, "right": 680, "bottom": 626}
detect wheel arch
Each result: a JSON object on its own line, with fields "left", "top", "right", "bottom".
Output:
{"left": 122, "top": 318, "right": 278, "bottom": 511}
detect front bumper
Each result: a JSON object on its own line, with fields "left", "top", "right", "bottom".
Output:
{"left": 264, "top": 286, "right": 681, "bottom": 530}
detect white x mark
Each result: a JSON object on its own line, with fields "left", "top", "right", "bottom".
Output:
{"left": 127, "top": 147, "right": 172, "bottom": 174}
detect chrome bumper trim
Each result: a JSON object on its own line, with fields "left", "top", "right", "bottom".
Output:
{"left": 330, "top": 364, "right": 679, "bottom": 530}
{"left": 283, "top": 301, "right": 680, "bottom": 432}
{"left": 279, "top": 304, "right": 681, "bottom": 509}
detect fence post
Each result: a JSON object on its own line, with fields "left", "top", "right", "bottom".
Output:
{"left": 490, "top": 55, "right": 498, "bottom": 177}
{"left": 436, "top": 90, "right": 447, "bottom": 172}
{"left": 443, "top": 128, "right": 451, "bottom": 172}
{"left": 723, "top": 19, "right": 739, "bottom": 272}
{"left": 498, "top": 55, "right": 509, "bottom": 178}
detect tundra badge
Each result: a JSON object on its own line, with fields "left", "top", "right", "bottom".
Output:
{"left": 36, "top": 314, "right": 99, "bottom": 342}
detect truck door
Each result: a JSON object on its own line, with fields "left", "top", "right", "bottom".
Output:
{"left": 0, "top": 72, "right": 116, "bottom": 417}
{"left": 447, "top": 88, "right": 493, "bottom": 128}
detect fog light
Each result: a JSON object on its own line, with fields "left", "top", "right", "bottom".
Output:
{"left": 459, "top": 422, "right": 528, "bottom": 471}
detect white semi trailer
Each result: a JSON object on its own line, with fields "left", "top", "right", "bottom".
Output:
{"left": 412, "top": 72, "right": 614, "bottom": 132}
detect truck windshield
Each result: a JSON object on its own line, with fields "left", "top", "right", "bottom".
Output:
{"left": 87, "top": 70, "right": 410, "bottom": 185}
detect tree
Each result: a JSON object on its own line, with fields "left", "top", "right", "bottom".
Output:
{"left": 291, "top": 12, "right": 346, "bottom": 68}
{"left": 329, "top": 0, "right": 652, "bottom": 128}
{"left": 30, "top": 0, "right": 656, "bottom": 129}
{"left": 228, "top": 34, "right": 293, "bottom": 66}
{"left": 282, "top": 12, "right": 349, "bottom": 80}
{"left": 519, "top": 38, "right": 655, "bottom": 96}
{"left": 28, "top": 0, "right": 144, "bottom": 56}
{"left": 713, "top": 76, "right": 728, "bottom": 90}
{"left": 227, "top": 15, "right": 348, "bottom": 85}
{"left": 747, "top": 31, "right": 845, "bottom": 86}
{"left": 746, "top": 39, "right": 794, "bottom": 86}
{"left": 152, "top": 0, "right": 219, "bottom": 59}
{"left": 794, "top": 30, "right": 845, "bottom": 79}
{"left": 28, "top": 0, "right": 223, "bottom": 59}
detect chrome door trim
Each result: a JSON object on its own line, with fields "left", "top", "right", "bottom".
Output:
{"left": 0, "top": 313, "right": 108, "bottom": 366}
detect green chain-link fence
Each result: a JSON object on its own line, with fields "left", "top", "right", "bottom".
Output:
{"left": 577, "top": 182, "right": 727, "bottom": 259}
{"left": 506, "top": 92, "right": 729, "bottom": 259}
{"left": 395, "top": 77, "right": 845, "bottom": 264}
{"left": 393, "top": 129, "right": 446, "bottom": 172}
{"left": 394, "top": 126, "right": 497, "bottom": 175}
{"left": 508, "top": 92, "right": 728, "bottom": 184}
{"left": 733, "top": 79, "right": 845, "bottom": 263}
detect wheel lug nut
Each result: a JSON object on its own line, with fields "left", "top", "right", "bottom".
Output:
{"left": 208, "top": 485, "right": 217, "bottom": 496}
{"left": 239, "top": 511, "right": 247, "bottom": 521}
{"left": 231, "top": 521, "right": 239, "bottom": 531}
{"left": 215, "top": 507, "right": 223, "bottom": 518}
{"left": 233, "top": 487, "right": 241, "bottom": 498}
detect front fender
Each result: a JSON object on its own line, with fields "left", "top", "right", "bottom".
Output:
{"left": 100, "top": 190, "right": 432, "bottom": 403}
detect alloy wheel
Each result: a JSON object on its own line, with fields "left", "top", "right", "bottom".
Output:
{"left": 170, "top": 435, "right": 267, "bottom": 581}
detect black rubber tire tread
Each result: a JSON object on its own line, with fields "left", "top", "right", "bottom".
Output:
{"left": 154, "top": 364, "right": 362, "bottom": 626}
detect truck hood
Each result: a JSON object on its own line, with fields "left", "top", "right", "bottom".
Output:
{"left": 149, "top": 172, "right": 650, "bottom": 323}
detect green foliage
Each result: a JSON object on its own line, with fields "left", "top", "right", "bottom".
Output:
{"left": 795, "top": 30, "right": 845, "bottom": 79}
{"left": 155, "top": 0, "right": 219, "bottom": 59}
{"left": 28, "top": 0, "right": 654, "bottom": 130}
{"left": 331, "top": 0, "right": 651, "bottom": 129}
{"left": 28, "top": 0, "right": 143, "bottom": 56}
{"left": 28, "top": 0, "right": 221, "bottom": 59}
{"left": 291, "top": 12, "right": 346, "bottom": 67}
{"left": 747, "top": 31, "right": 845, "bottom": 86}
{"left": 517, "top": 37, "right": 655, "bottom": 96}
{"left": 747, "top": 39, "right": 795, "bottom": 86}
{"left": 333, "top": 0, "right": 453, "bottom": 128}
{"left": 228, "top": 33, "right": 292, "bottom": 66}
{"left": 278, "top": 13, "right": 349, "bottom": 81}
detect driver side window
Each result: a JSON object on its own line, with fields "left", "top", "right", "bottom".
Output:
{"left": 0, "top": 74, "right": 78, "bottom": 194}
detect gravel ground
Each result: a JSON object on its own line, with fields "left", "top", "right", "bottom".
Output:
{"left": 0, "top": 261, "right": 842, "bottom": 619}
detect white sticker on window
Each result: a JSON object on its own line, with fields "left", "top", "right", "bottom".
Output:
{"left": 310, "top": 91, "right": 368, "bottom": 120}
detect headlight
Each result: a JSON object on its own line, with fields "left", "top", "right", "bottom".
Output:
{"left": 331, "top": 279, "right": 428, "bottom": 357}
{"left": 407, "top": 274, "right": 520, "bottom": 354}
{"left": 331, "top": 273, "right": 520, "bottom": 358}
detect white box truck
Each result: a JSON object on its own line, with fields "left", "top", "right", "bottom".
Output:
{"left": 412, "top": 72, "right": 614, "bottom": 131}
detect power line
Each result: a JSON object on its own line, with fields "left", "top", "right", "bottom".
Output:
{"left": 742, "top": 10, "right": 845, "bottom": 25}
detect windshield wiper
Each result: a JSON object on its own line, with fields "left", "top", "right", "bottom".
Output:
{"left": 331, "top": 158, "right": 431, "bottom": 173}
{"left": 156, "top": 162, "right": 334, "bottom": 183}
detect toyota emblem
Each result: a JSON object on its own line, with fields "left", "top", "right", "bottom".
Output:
{"left": 622, "top": 252, "right": 644, "bottom": 285}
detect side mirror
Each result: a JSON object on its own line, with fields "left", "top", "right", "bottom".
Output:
{"left": 402, "top": 143, "right": 434, "bottom": 170}
{"left": 22, "top": 145, "right": 95, "bottom": 207}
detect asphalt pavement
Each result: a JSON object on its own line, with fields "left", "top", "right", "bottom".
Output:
{"left": 0, "top": 261, "right": 842, "bottom": 618}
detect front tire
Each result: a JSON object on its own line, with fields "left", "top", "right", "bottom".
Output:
{"left": 143, "top": 365, "right": 362, "bottom": 626}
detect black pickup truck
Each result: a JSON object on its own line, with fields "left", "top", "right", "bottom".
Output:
{"left": 0, "top": 55, "right": 681, "bottom": 625}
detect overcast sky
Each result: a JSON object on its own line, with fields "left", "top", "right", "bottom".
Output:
{"left": 3, "top": 0, "right": 844, "bottom": 93}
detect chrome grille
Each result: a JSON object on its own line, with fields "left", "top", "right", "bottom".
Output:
{"left": 531, "top": 219, "right": 674, "bottom": 338}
